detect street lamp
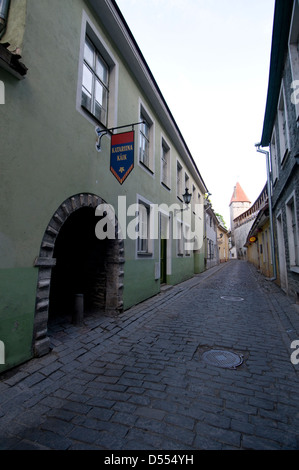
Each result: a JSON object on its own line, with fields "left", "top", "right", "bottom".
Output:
{"left": 174, "top": 188, "right": 192, "bottom": 215}
{"left": 182, "top": 188, "right": 191, "bottom": 205}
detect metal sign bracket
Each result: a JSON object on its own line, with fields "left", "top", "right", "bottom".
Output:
{"left": 95, "top": 121, "right": 144, "bottom": 152}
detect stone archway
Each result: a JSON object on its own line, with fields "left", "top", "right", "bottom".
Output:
{"left": 33, "top": 193, "right": 124, "bottom": 357}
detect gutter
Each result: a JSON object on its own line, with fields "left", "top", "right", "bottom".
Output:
{"left": 255, "top": 145, "right": 277, "bottom": 281}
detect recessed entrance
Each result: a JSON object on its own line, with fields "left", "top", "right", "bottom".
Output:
{"left": 49, "top": 207, "right": 111, "bottom": 322}
{"left": 33, "top": 193, "right": 124, "bottom": 357}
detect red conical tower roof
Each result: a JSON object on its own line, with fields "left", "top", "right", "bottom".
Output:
{"left": 230, "top": 182, "right": 251, "bottom": 205}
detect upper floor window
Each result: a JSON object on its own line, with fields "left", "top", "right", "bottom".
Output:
{"left": 177, "top": 161, "right": 183, "bottom": 199}
{"left": 289, "top": 0, "right": 299, "bottom": 123}
{"left": 277, "top": 85, "right": 290, "bottom": 163}
{"left": 82, "top": 36, "right": 109, "bottom": 126}
{"left": 270, "top": 127, "right": 278, "bottom": 183}
{"left": 286, "top": 194, "right": 299, "bottom": 271}
{"left": 185, "top": 173, "right": 190, "bottom": 193}
{"left": 139, "top": 105, "right": 154, "bottom": 173}
{"left": 139, "top": 118, "right": 150, "bottom": 167}
{"left": 161, "top": 139, "right": 170, "bottom": 188}
{"left": 191, "top": 185, "right": 196, "bottom": 213}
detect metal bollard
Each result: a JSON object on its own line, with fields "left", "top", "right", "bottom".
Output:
{"left": 73, "top": 293, "right": 84, "bottom": 325}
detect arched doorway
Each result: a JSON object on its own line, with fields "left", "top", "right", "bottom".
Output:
{"left": 33, "top": 193, "right": 124, "bottom": 357}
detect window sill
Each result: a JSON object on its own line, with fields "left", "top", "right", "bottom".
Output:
{"left": 137, "top": 252, "right": 153, "bottom": 258}
{"left": 81, "top": 104, "right": 107, "bottom": 129}
{"left": 139, "top": 160, "right": 154, "bottom": 175}
{"left": 161, "top": 181, "right": 171, "bottom": 191}
{"left": 290, "top": 266, "right": 299, "bottom": 274}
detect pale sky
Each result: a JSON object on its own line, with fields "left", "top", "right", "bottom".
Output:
{"left": 116, "top": 0, "right": 275, "bottom": 228}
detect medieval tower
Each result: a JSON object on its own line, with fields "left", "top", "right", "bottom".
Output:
{"left": 229, "top": 182, "right": 251, "bottom": 258}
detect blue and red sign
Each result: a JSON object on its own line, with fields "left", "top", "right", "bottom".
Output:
{"left": 110, "top": 131, "right": 134, "bottom": 184}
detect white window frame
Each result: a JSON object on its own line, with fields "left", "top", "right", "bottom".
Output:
{"left": 288, "top": 0, "right": 299, "bottom": 124}
{"left": 270, "top": 126, "right": 279, "bottom": 184}
{"left": 184, "top": 224, "right": 192, "bottom": 256}
{"left": 277, "top": 84, "right": 290, "bottom": 164}
{"left": 175, "top": 218, "right": 192, "bottom": 257}
{"left": 138, "top": 102, "right": 155, "bottom": 174}
{"left": 176, "top": 160, "right": 183, "bottom": 200}
{"left": 82, "top": 36, "right": 109, "bottom": 126}
{"left": 136, "top": 196, "right": 154, "bottom": 258}
{"left": 176, "top": 220, "right": 184, "bottom": 256}
{"left": 161, "top": 137, "right": 171, "bottom": 189}
{"left": 286, "top": 192, "right": 299, "bottom": 272}
{"left": 191, "top": 184, "right": 196, "bottom": 214}
{"left": 77, "top": 11, "right": 118, "bottom": 129}
{"left": 185, "top": 172, "right": 190, "bottom": 193}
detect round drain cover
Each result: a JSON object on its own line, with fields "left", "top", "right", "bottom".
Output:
{"left": 201, "top": 349, "right": 243, "bottom": 369}
{"left": 221, "top": 295, "right": 244, "bottom": 302}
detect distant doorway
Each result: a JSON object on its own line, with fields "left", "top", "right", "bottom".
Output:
{"left": 160, "top": 238, "right": 167, "bottom": 284}
{"left": 160, "top": 213, "right": 170, "bottom": 284}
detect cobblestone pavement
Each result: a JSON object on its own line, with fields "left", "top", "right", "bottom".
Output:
{"left": 1, "top": 260, "right": 299, "bottom": 450}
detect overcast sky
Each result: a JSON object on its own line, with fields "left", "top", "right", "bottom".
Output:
{"left": 116, "top": 0, "right": 275, "bottom": 227}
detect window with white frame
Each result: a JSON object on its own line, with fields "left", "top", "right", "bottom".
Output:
{"left": 208, "top": 239, "right": 214, "bottom": 260}
{"left": 286, "top": 194, "right": 299, "bottom": 269}
{"left": 161, "top": 138, "right": 170, "bottom": 188}
{"left": 177, "top": 161, "right": 183, "bottom": 199}
{"left": 277, "top": 85, "right": 290, "bottom": 162}
{"left": 82, "top": 36, "right": 109, "bottom": 125}
{"left": 185, "top": 173, "right": 190, "bottom": 193}
{"left": 184, "top": 225, "right": 191, "bottom": 256}
{"left": 196, "top": 192, "right": 201, "bottom": 217}
{"left": 191, "top": 185, "right": 196, "bottom": 213}
{"left": 177, "top": 220, "right": 184, "bottom": 256}
{"left": 137, "top": 201, "right": 152, "bottom": 255}
{"left": 139, "top": 106, "right": 154, "bottom": 172}
{"left": 289, "top": 0, "right": 299, "bottom": 123}
{"left": 270, "top": 127, "right": 279, "bottom": 183}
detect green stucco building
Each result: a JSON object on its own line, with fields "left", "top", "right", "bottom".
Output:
{"left": 0, "top": 0, "right": 208, "bottom": 373}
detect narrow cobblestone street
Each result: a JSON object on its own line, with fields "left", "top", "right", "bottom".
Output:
{"left": 1, "top": 260, "right": 299, "bottom": 450}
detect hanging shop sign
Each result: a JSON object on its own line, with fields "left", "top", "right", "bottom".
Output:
{"left": 110, "top": 131, "right": 134, "bottom": 185}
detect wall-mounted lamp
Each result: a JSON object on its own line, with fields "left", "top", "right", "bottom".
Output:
{"left": 174, "top": 188, "right": 192, "bottom": 215}
{"left": 182, "top": 188, "right": 191, "bottom": 205}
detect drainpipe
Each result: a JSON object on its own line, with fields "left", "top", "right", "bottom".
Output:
{"left": 255, "top": 143, "right": 277, "bottom": 281}
{"left": 0, "top": 0, "right": 10, "bottom": 40}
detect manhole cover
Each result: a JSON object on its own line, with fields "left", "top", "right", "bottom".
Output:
{"left": 220, "top": 295, "right": 244, "bottom": 302}
{"left": 201, "top": 349, "right": 243, "bottom": 369}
